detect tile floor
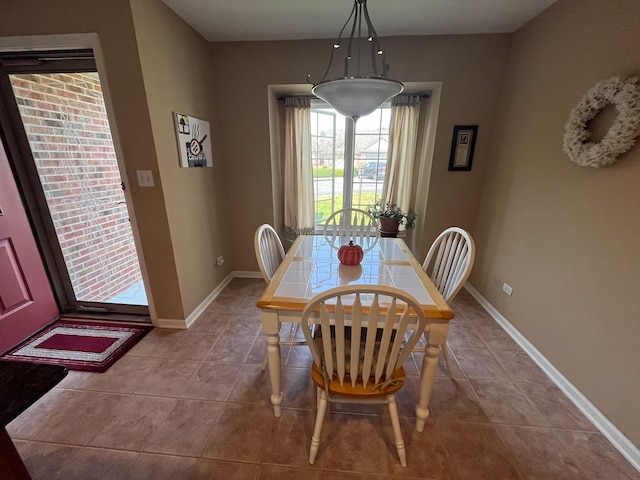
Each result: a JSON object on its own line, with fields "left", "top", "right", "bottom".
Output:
{"left": 8, "top": 278, "right": 640, "bottom": 479}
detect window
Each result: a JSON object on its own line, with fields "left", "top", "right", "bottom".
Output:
{"left": 310, "top": 100, "right": 391, "bottom": 225}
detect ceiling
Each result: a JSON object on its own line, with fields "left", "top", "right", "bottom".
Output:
{"left": 161, "top": 0, "right": 558, "bottom": 42}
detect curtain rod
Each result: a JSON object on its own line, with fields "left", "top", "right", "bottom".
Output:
{"left": 277, "top": 92, "right": 431, "bottom": 101}
{"left": 277, "top": 95, "right": 315, "bottom": 101}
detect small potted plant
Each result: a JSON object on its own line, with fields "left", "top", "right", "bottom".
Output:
{"left": 366, "top": 200, "right": 416, "bottom": 237}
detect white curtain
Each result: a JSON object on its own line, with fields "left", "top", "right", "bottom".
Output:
{"left": 284, "top": 97, "right": 314, "bottom": 232}
{"left": 382, "top": 95, "right": 422, "bottom": 228}
{"left": 410, "top": 95, "right": 436, "bottom": 254}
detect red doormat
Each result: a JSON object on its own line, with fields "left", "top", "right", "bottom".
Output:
{"left": 1, "top": 320, "right": 152, "bottom": 372}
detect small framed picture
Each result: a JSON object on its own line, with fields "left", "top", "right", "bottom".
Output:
{"left": 174, "top": 112, "right": 213, "bottom": 168}
{"left": 448, "top": 125, "right": 478, "bottom": 171}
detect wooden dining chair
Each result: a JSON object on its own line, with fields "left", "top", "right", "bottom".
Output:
{"left": 322, "top": 208, "right": 379, "bottom": 251}
{"left": 254, "top": 224, "right": 306, "bottom": 366}
{"left": 419, "top": 227, "right": 476, "bottom": 375}
{"left": 254, "top": 224, "right": 286, "bottom": 283}
{"left": 299, "top": 285, "right": 428, "bottom": 467}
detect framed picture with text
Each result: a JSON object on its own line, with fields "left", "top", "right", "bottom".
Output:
{"left": 448, "top": 125, "right": 478, "bottom": 171}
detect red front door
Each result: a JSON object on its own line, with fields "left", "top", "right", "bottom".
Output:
{"left": 0, "top": 138, "right": 58, "bottom": 354}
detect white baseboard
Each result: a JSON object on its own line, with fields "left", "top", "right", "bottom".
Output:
{"left": 183, "top": 272, "right": 237, "bottom": 328}
{"left": 232, "top": 271, "right": 263, "bottom": 279}
{"left": 158, "top": 271, "right": 263, "bottom": 329}
{"left": 157, "top": 272, "right": 236, "bottom": 329}
{"left": 155, "top": 317, "right": 188, "bottom": 329}
{"left": 464, "top": 283, "right": 640, "bottom": 472}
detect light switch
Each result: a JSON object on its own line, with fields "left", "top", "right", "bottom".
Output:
{"left": 136, "top": 170, "right": 155, "bottom": 187}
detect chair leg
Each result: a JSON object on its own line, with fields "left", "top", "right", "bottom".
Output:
{"left": 387, "top": 395, "right": 407, "bottom": 467}
{"left": 310, "top": 388, "right": 328, "bottom": 465}
{"left": 441, "top": 342, "right": 453, "bottom": 378}
{"left": 288, "top": 322, "right": 299, "bottom": 342}
{"left": 261, "top": 351, "right": 268, "bottom": 371}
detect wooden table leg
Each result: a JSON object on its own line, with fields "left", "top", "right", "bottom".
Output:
{"left": 261, "top": 310, "right": 283, "bottom": 417}
{"left": 416, "top": 343, "right": 439, "bottom": 432}
{"left": 416, "top": 320, "right": 450, "bottom": 432}
{"left": 266, "top": 332, "right": 283, "bottom": 417}
{"left": 0, "top": 428, "right": 31, "bottom": 480}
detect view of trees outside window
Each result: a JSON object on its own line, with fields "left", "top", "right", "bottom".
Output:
{"left": 310, "top": 102, "right": 391, "bottom": 224}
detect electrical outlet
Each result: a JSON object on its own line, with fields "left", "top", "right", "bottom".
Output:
{"left": 502, "top": 282, "right": 513, "bottom": 296}
{"left": 216, "top": 255, "right": 224, "bottom": 266}
{"left": 136, "top": 170, "right": 155, "bottom": 187}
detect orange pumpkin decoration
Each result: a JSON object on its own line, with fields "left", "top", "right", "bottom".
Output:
{"left": 338, "top": 241, "right": 364, "bottom": 266}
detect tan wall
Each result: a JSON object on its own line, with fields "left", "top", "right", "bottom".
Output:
{"left": 0, "top": 0, "right": 183, "bottom": 321}
{"left": 472, "top": 0, "right": 640, "bottom": 446}
{"left": 209, "top": 35, "right": 511, "bottom": 270}
{"left": 130, "top": 0, "right": 232, "bottom": 317}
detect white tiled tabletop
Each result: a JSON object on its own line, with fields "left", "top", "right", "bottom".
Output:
{"left": 273, "top": 236, "right": 436, "bottom": 306}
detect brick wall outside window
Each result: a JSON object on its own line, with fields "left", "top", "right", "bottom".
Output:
{"left": 10, "top": 72, "right": 143, "bottom": 303}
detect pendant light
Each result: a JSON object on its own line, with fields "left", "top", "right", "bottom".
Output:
{"left": 308, "top": 0, "right": 404, "bottom": 123}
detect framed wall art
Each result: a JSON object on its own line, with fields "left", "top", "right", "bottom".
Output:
{"left": 448, "top": 125, "right": 478, "bottom": 171}
{"left": 174, "top": 112, "right": 213, "bottom": 168}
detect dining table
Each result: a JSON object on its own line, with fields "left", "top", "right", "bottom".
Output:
{"left": 256, "top": 234, "right": 455, "bottom": 432}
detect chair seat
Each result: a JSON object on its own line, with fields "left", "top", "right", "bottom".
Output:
{"left": 310, "top": 362, "right": 406, "bottom": 398}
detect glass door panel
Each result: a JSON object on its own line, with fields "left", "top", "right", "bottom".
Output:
{"left": 8, "top": 72, "right": 147, "bottom": 308}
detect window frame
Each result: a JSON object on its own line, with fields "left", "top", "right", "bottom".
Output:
{"left": 310, "top": 99, "right": 390, "bottom": 226}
